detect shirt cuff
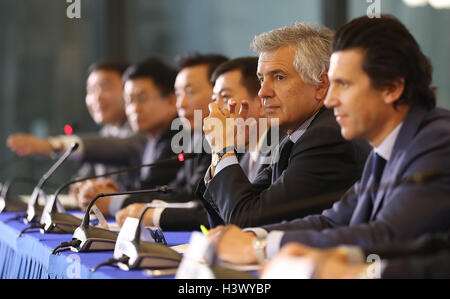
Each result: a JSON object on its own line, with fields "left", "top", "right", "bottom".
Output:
{"left": 203, "top": 155, "right": 239, "bottom": 185}
{"left": 109, "top": 195, "right": 128, "bottom": 215}
{"left": 152, "top": 208, "right": 165, "bottom": 227}
{"left": 266, "top": 230, "right": 285, "bottom": 259}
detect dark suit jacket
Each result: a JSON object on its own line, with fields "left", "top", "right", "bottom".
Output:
{"left": 200, "top": 107, "right": 371, "bottom": 228}
{"left": 264, "top": 106, "right": 450, "bottom": 249}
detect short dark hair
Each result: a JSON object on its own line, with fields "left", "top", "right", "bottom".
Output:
{"left": 333, "top": 15, "right": 436, "bottom": 110}
{"left": 87, "top": 60, "right": 129, "bottom": 77}
{"left": 175, "top": 53, "right": 229, "bottom": 80}
{"left": 122, "top": 58, "right": 177, "bottom": 96}
{"left": 210, "top": 57, "right": 260, "bottom": 98}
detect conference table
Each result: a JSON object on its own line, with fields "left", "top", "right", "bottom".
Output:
{"left": 0, "top": 211, "right": 192, "bottom": 279}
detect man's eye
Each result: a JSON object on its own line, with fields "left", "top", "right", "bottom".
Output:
{"left": 258, "top": 77, "right": 264, "bottom": 84}
{"left": 275, "top": 75, "right": 285, "bottom": 81}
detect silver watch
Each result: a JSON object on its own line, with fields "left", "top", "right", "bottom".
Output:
{"left": 252, "top": 235, "right": 267, "bottom": 264}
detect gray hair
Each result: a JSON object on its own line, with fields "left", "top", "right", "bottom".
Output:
{"left": 251, "top": 23, "right": 334, "bottom": 85}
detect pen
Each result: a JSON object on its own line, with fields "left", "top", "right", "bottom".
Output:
{"left": 200, "top": 225, "right": 209, "bottom": 235}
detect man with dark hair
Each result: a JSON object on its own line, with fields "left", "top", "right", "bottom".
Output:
{"left": 7, "top": 60, "right": 135, "bottom": 186}
{"left": 208, "top": 15, "right": 450, "bottom": 266}
{"left": 115, "top": 53, "right": 228, "bottom": 231}
{"left": 72, "top": 58, "right": 183, "bottom": 216}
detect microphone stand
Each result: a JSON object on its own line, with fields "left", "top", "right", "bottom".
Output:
{"left": 23, "top": 143, "right": 79, "bottom": 225}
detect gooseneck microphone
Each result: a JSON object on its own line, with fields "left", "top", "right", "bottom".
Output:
{"left": 39, "top": 153, "right": 196, "bottom": 235}
{"left": 51, "top": 185, "right": 172, "bottom": 254}
{"left": 24, "top": 142, "right": 79, "bottom": 224}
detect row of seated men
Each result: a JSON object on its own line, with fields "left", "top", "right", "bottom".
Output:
{"left": 6, "top": 14, "right": 450, "bottom": 278}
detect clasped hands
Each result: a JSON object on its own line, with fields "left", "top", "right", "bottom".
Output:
{"left": 203, "top": 98, "right": 253, "bottom": 155}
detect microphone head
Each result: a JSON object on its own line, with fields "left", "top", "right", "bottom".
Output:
{"left": 70, "top": 142, "right": 79, "bottom": 152}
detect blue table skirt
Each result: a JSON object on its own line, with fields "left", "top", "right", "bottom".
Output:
{"left": 0, "top": 211, "right": 191, "bottom": 279}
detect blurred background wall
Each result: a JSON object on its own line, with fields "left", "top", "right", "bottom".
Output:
{"left": 0, "top": 0, "right": 449, "bottom": 189}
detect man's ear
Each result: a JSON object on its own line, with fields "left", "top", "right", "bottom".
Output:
{"left": 383, "top": 78, "right": 405, "bottom": 105}
{"left": 315, "top": 73, "right": 330, "bottom": 101}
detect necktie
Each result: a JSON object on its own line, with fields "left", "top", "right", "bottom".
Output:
{"left": 274, "top": 138, "right": 294, "bottom": 180}
{"left": 371, "top": 153, "right": 387, "bottom": 202}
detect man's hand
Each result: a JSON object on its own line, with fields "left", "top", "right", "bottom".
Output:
{"left": 7, "top": 133, "right": 54, "bottom": 156}
{"left": 207, "top": 224, "right": 258, "bottom": 265}
{"left": 75, "top": 179, "right": 119, "bottom": 217}
{"left": 203, "top": 99, "right": 250, "bottom": 155}
{"left": 261, "top": 243, "right": 370, "bottom": 279}
{"left": 115, "top": 203, "right": 154, "bottom": 227}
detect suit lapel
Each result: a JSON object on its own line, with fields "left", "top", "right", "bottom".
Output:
{"left": 369, "top": 106, "right": 429, "bottom": 220}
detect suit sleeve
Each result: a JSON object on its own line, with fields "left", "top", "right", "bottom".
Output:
{"left": 80, "top": 134, "right": 147, "bottom": 167}
{"left": 381, "top": 251, "right": 450, "bottom": 278}
{"left": 362, "top": 231, "right": 450, "bottom": 260}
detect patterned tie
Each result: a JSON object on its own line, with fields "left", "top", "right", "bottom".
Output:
{"left": 273, "top": 138, "right": 294, "bottom": 180}
{"left": 371, "top": 153, "right": 387, "bottom": 202}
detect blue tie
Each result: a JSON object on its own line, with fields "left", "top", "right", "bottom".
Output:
{"left": 371, "top": 153, "right": 387, "bottom": 202}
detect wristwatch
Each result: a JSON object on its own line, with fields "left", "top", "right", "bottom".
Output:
{"left": 252, "top": 235, "right": 267, "bottom": 264}
{"left": 212, "top": 146, "right": 236, "bottom": 167}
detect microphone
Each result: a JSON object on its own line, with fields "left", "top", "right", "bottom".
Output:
{"left": 24, "top": 142, "right": 79, "bottom": 224}
{"left": 91, "top": 201, "right": 201, "bottom": 272}
{"left": 40, "top": 153, "right": 196, "bottom": 235}
{"left": 51, "top": 185, "right": 172, "bottom": 255}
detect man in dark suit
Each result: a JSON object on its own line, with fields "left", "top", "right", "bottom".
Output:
{"left": 208, "top": 16, "right": 450, "bottom": 266}
{"left": 73, "top": 58, "right": 183, "bottom": 216}
{"left": 115, "top": 53, "right": 229, "bottom": 230}
{"left": 200, "top": 23, "right": 370, "bottom": 229}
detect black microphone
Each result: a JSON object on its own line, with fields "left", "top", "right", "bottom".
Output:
{"left": 40, "top": 153, "right": 196, "bottom": 235}
{"left": 51, "top": 185, "right": 172, "bottom": 255}
{"left": 91, "top": 201, "right": 201, "bottom": 272}
{"left": 24, "top": 142, "right": 79, "bottom": 224}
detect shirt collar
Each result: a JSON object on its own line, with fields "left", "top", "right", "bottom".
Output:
{"left": 374, "top": 122, "right": 403, "bottom": 161}
{"left": 288, "top": 110, "right": 320, "bottom": 144}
